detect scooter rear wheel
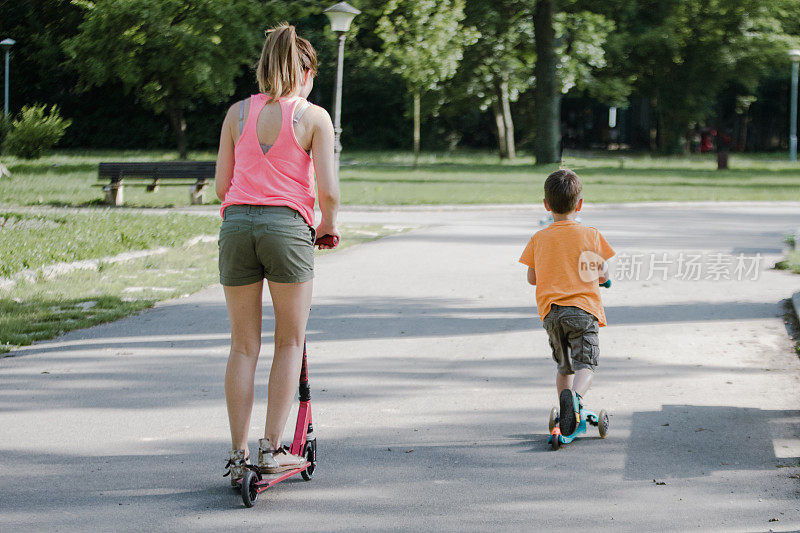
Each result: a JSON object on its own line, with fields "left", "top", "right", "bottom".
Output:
{"left": 241, "top": 470, "right": 259, "bottom": 507}
{"left": 551, "top": 434, "right": 561, "bottom": 450}
{"left": 598, "top": 409, "right": 609, "bottom": 438}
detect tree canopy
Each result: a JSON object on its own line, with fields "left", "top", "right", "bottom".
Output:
{"left": 376, "top": 0, "right": 478, "bottom": 166}
{"left": 64, "top": 0, "right": 263, "bottom": 158}
{"left": 1, "top": 0, "right": 799, "bottom": 157}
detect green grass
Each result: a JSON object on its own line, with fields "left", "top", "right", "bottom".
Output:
{"left": 0, "top": 224, "right": 406, "bottom": 355}
{"left": 777, "top": 249, "right": 800, "bottom": 274}
{"left": 0, "top": 210, "right": 221, "bottom": 277}
{"left": 1, "top": 149, "right": 799, "bottom": 208}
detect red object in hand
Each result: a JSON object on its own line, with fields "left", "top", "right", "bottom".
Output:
{"left": 314, "top": 234, "right": 339, "bottom": 248}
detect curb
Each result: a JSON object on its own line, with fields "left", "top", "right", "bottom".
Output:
{"left": 792, "top": 292, "right": 800, "bottom": 324}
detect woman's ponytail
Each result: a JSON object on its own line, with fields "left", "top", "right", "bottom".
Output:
{"left": 256, "top": 23, "right": 317, "bottom": 99}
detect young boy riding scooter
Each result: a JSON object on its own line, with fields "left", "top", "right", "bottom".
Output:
{"left": 519, "top": 168, "right": 615, "bottom": 437}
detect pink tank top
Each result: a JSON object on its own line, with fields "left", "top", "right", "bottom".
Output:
{"left": 221, "top": 94, "right": 315, "bottom": 225}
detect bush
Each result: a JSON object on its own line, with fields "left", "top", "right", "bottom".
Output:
{"left": 4, "top": 105, "right": 72, "bottom": 159}
{"left": 0, "top": 114, "right": 9, "bottom": 146}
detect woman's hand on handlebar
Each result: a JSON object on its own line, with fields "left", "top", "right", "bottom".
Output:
{"left": 314, "top": 221, "right": 340, "bottom": 249}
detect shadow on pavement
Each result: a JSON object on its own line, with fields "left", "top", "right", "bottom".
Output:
{"left": 624, "top": 405, "right": 800, "bottom": 480}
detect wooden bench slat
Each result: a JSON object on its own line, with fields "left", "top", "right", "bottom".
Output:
{"left": 98, "top": 161, "right": 216, "bottom": 205}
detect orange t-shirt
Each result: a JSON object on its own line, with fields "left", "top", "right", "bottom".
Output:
{"left": 519, "top": 220, "right": 615, "bottom": 326}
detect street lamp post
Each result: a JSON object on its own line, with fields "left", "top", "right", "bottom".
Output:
{"left": 1, "top": 38, "right": 15, "bottom": 118}
{"left": 789, "top": 49, "right": 800, "bottom": 162}
{"left": 323, "top": 2, "right": 360, "bottom": 177}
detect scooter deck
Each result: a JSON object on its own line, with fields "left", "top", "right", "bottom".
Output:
{"left": 549, "top": 409, "right": 599, "bottom": 445}
{"left": 238, "top": 462, "right": 311, "bottom": 493}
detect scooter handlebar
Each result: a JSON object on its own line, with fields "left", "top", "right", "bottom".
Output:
{"left": 599, "top": 279, "right": 612, "bottom": 288}
{"left": 314, "top": 234, "right": 339, "bottom": 248}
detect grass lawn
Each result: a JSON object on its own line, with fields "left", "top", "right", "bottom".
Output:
{"left": 1, "top": 149, "right": 799, "bottom": 208}
{"left": 1, "top": 223, "right": 406, "bottom": 355}
{"left": 777, "top": 249, "right": 800, "bottom": 275}
{"left": 0, "top": 210, "right": 220, "bottom": 277}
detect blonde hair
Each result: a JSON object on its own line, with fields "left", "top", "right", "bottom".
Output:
{"left": 256, "top": 23, "right": 318, "bottom": 99}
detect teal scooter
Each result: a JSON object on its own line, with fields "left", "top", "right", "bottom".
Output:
{"left": 547, "top": 279, "right": 611, "bottom": 450}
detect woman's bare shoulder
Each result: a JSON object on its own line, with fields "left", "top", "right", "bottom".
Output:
{"left": 305, "top": 103, "right": 333, "bottom": 129}
{"left": 225, "top": 98, "right": 250, "bottom": 118}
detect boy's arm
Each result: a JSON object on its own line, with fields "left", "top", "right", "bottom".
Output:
{"left": 595, "top": 229, "right": 615, "bottom": 284}
{"left": 598, "top": 263, "right": 609, "bottom": 284}
{"left": 527, "top": 267, "right": 536, "bottom": 285}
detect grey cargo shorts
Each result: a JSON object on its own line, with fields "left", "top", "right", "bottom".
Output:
{"left": 542, "top": 304, "right": 600, "bottom": 375}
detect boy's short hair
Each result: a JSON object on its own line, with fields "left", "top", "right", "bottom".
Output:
{"left": 544, "top": 168, "right": 582, "bottom": 214}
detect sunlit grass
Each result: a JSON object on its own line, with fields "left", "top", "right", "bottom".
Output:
{"left": 0, "top": 210, "right": 221, "bottom": 277}
{"left": 1, "top": 149, "right": 798, "bottom": 208}
{"left": 0, "top": 223, "right": 406, "bottom": 355}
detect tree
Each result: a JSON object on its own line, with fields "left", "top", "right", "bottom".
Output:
{"left": 376, "top": 0, "right": 477, "bottom": 167}
{"left": 64, "top": 0, "right": 262, "bottom": 159}
{"left": 603, "top": 0, "right": 799, "bottom": 153}
{"left": 533, "top": 0, "right": 561, "bottom": 164}
{"left": 456, "top": 1, "right": 536, "bottom": 160}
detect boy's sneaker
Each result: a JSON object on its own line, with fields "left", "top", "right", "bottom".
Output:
{"left": 257, "top": 438, "right": 304, "bottom": 474}
{"left": 223, "top": 449, "right": 249, "bottom": 487}
{"left": 559, "top": 389, "right": 580, "bottom": 436}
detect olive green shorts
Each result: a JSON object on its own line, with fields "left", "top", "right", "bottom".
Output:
{"left": 218, "top": 205, "right": 315, "bottom": 286}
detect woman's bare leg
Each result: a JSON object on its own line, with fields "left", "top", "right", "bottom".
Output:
{"left": 263, "top": 279, "right": 313, "bottom": 449}
{"left": 224, "top": 281, "right": 264, "bottom": 453}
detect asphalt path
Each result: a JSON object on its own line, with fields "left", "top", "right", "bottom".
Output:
{"left": 1, "top": 203, "right": 799, "bottom": 531}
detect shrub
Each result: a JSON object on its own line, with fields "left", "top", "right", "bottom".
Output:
{"left": 4, "top": 105, "right": 72, "bottom": 159}
{"left": 0, "top": 113, "right": 9, "bottom": 146}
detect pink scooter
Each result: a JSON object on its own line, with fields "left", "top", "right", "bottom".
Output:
{"left": 238, "top": 234, "right": 337, "bottom": 508}
{"left": 238, "top": 339, "right": 316, "bottom": 507}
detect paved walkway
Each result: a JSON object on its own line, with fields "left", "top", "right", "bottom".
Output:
{"left": 1, "top": 204, "right": 799, "bottom": 531}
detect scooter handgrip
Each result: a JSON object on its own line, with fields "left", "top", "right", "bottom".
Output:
{"left": 599, "top": 279, "right": 612, "bottom": 288}
{"left": 315, "top": 234, "right": 339, "bottom": 248}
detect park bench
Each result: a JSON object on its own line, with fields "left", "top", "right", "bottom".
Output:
{"left": 98, "top": 161, "right": 216, "bottom": 206}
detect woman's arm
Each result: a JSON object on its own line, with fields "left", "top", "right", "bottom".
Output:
{"left": 215, "top": 104, "right": 237, "bottom": 202}
{"left": 309, "top": 106, "right": 340, "bottom": 248}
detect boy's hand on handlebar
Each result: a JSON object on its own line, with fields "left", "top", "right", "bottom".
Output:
{"left": 599, "top": 279, "right": 612, "bottom": 288}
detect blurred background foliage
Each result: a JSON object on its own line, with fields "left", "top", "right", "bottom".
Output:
{"left": 0, "top": 0, "right": 799, "bottom": 157}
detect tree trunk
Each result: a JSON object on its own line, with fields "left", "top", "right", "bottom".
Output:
{"left": 649, "top": 96, "right": 660, "bottom": 154}
{"left": 491, "top": 99, "right": 509, "bottom": 159}
{"left": 498, "top": 76, "right": 516, "bottom": 160}
{"left": 656, "top": 106, "right": 684, "bottom": 155}
{"left": 166, "top": 103, "right": 188, "bottom": 160}
{"left": 413, "top": 89, "right": 421, "bottom": 169}
{"left": 533, "top": 0, "right": 560, "bottom": 165}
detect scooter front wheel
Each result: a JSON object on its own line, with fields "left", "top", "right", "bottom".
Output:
{"left": 548, "top": 407, "right": 558, "bottom": 433}
{"left": 241, "top": 469, "right": 259, "bottom": 508}
{"left": 301, "top": 452, "right": 315, "bottom": 480}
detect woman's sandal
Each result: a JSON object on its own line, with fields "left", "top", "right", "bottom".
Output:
{"left": 257, "top": 438, "right": 304, "bottom": 474}
{"left": 223, "top": 449, "right": 252, "bottom": 487}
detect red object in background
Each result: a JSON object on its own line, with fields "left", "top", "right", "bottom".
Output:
{"left": 700, "top": 128, "right": 716, "bottom": 153}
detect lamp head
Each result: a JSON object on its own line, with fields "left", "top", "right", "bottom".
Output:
{"left": 790, "top": 49, "right": 800, "bottom": 62}
{"left": 324, "top": 2, "right": 360, "bottom": 33}
{"left": 0, "top": 38, "right": 15, "bottom": 48}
